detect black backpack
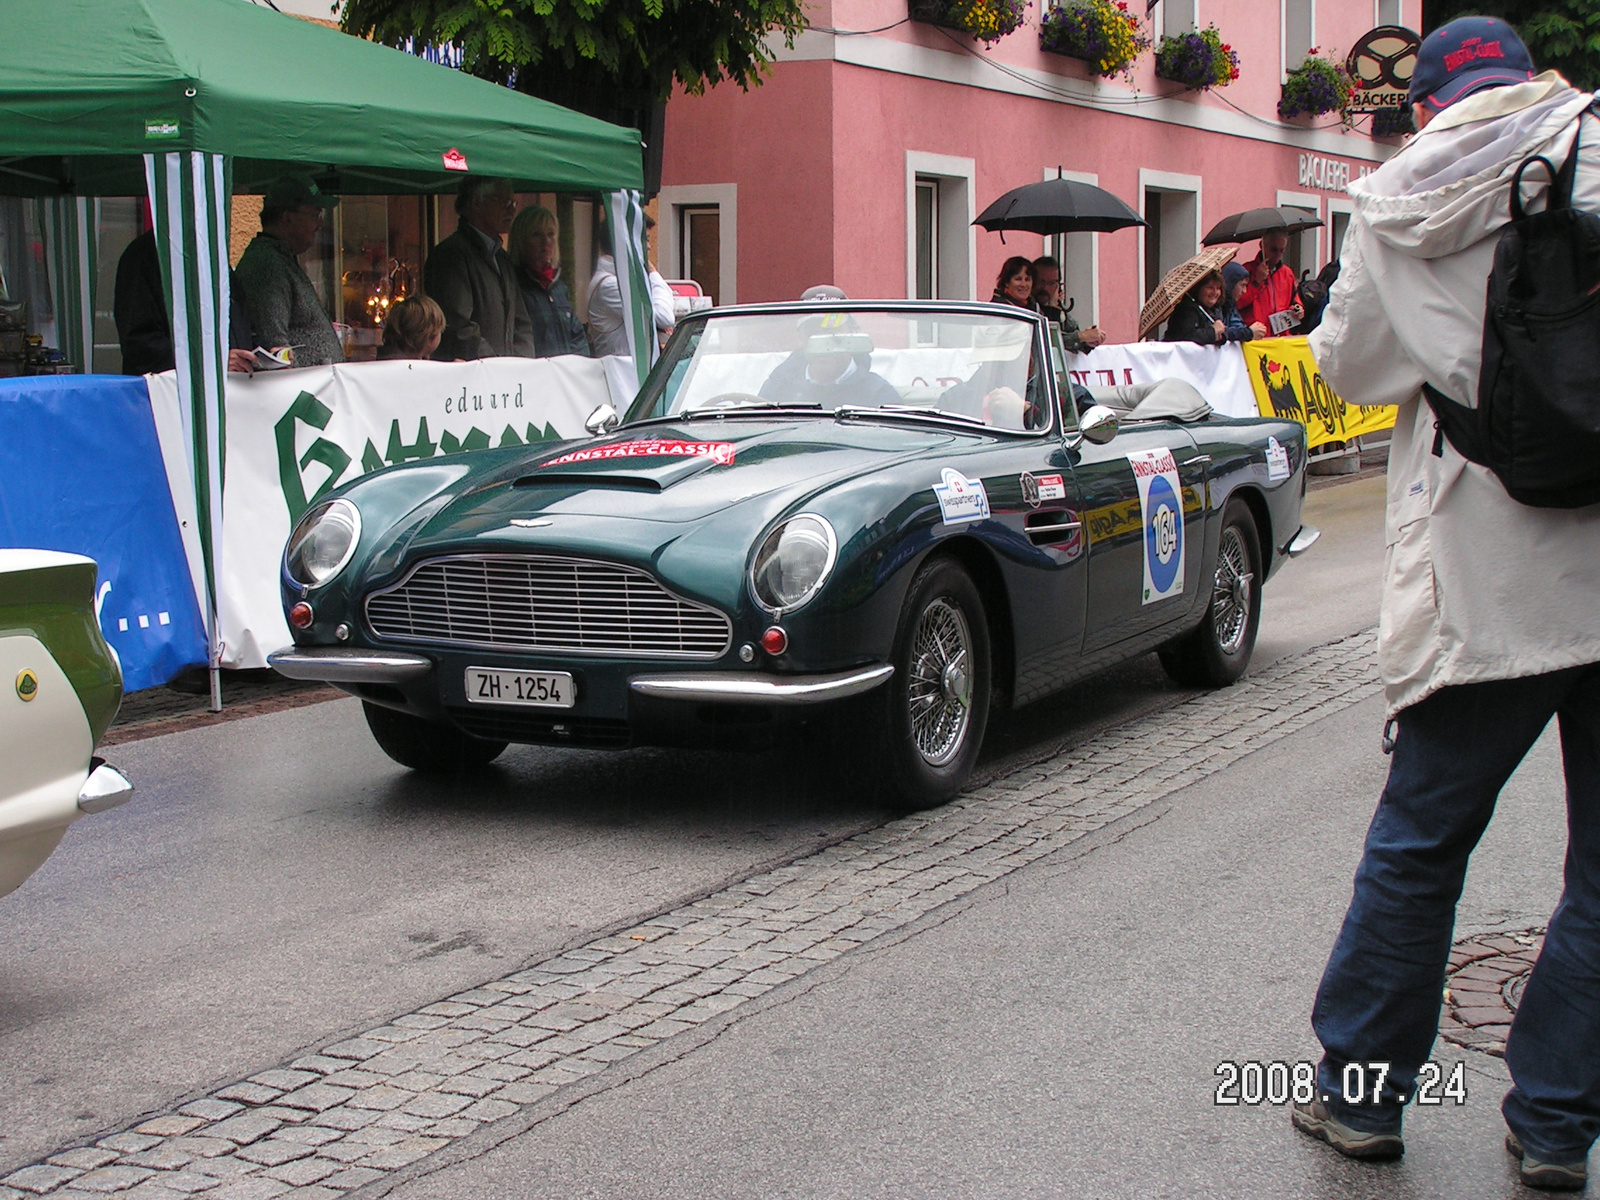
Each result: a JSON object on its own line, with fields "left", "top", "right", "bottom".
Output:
{"left": 1423, "top": 103, "right": 1600, "bottom": 509}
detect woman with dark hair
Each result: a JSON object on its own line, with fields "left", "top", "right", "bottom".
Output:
{"left": 1164, "top": 270, "right": 1263, "bottom": 345}
{"left": 991, "top": 257, "right": 1037, "bottom": 310}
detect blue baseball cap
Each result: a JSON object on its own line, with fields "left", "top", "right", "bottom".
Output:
{"left": 1408, "top": 17, "right": 1535, "bottom": 111}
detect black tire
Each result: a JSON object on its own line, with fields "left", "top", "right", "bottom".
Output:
{"left": 1158, "top": 498, "right": 1263, "bottom": 687}
{"left": 871, "top": 558, "right": 992, "bottom": 812}
{"left": 362, "top": 702, "right": 507, "bottom": 773}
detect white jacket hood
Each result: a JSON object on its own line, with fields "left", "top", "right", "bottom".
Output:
{"left": 1350, "top": 76, "right": 1592, "bottom": 260}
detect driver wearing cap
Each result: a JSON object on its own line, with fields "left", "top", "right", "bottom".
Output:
{"left": 759, "top": 312, "right": 900, "bottom": 408}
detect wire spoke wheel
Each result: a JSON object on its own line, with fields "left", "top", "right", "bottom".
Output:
{"left": 1157, "top": 498, "right": 1261, "bottom": 689}
{"left": 906, "top": 597, "right": 974, "bottom": 767}
{"left": 1210, "top": 525, "right": 1255, "bottom": 655}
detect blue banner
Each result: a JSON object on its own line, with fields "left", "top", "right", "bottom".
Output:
{"left": 0, "top": 375, "right": 207, "bottom": 691}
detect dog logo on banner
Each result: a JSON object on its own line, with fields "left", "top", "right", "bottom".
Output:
{"left": 1129, "top": 448, "right": 1184, "bottom": 604}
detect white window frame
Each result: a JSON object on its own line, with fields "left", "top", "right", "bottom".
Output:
{"left": 1324, "top": 195, "right": 1354, "bottom": 270}
{"left": 1160, "top": 0, "right": 1198, "bottom": 38}
{"left": 1138, "top": 168, "right": 1203, "bottom": 310}
{"left": 1276, "top": 188, "right": 1323, "bottom": 275}
{"left": 1375, "top": 0, "right": 1403, "bottom": 27}
{"left": 905, "top": 151, "right": 976, "bottom": 301}
{"left": 1042, "top": 166, "right": 1100, "bottom": 329}
{"left": 1282, "top": 0, "right": 1316, "bottom": 79}
{"left": 657, "top": 183, "right": 738, "bottom": 306}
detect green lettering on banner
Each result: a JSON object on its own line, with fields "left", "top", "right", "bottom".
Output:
{"left": 499, "top": 426, "right": 524, "bottom": 448}
{"left": 386, "top": 418, "right": 437, "bottom": 465}
{"left": 275, "top": 390, "right": 353, "bottom": 524}
{"left": 527, "top": 422, "right": 560, "bottom": 444}
{"left": 361, "top": 440, "right": 385, "bottom": 473}
{"left": 439, "top": 427, "right": 492, "bottom": 455}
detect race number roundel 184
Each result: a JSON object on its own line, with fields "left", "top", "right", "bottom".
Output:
{"left": 1129, "top": 448, "right": 1184, "bottom": 604}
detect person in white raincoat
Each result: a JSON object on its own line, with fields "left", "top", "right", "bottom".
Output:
{"left": 1294, "top": 18, "right": 1600, "bottom": 1190}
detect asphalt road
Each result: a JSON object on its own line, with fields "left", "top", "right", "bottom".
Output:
{"left": 388, "top": 693, "right": 1568, "bottom": 1200}
{"left": 0, "top": 474, "right": 1386, "bottom": 1175}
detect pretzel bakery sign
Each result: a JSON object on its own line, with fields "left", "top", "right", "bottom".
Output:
{"left": 1346, "top": 25, "right": 1421, "bottom": 113}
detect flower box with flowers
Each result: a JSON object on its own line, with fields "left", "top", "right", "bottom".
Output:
{"left": 1039, "top": 0, "right": 1150, "bottom": 80}
{"left": 1154, "top": 25, "right": 1239, "bottom": 91}
{"left": 1279, "top": 48, "right": 1355, "bottom": 121}
{"left": 909, "top": 0, "right": 1029, "bottom": 44}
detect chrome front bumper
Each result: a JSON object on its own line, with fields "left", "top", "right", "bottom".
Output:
{"left": 630, "top": 664, "right": 894, "bottom": 705}
{"left": 267, "top": 648, "right": 435, "bottom": 684}
{"left": 78, "top": 760, "right": 133, "bottom": 814}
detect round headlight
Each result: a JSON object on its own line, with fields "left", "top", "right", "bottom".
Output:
{"left": 285, "top": 498, "right": 362, "bottom": 588}
{"left": 751, "top": 514, "right": 837, "bottom": 613}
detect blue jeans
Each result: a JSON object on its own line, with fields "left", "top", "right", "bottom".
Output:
{"left": 1311, "top": 665, "right": 1600, "bottom": 1162}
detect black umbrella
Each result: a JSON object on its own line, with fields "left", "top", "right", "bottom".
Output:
{"left": 1202, "top": 206, "right": 1324, "bottom": 246}
{"left": 974, "top": 177, "right": 1145, "bottom": 236}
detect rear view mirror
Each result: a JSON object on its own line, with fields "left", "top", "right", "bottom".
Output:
{"left": 584, "top": 403, "right": 619, "bottom": 436}
{"left": 1079, "top": 404, "right": 1119, "bottom": 444}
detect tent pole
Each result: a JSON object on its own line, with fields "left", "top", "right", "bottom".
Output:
{"left": 146, "top": 150, "right": 232, "bottom": 708}
{"left": 605, "top": 190, "right": 656, "bottom": 385}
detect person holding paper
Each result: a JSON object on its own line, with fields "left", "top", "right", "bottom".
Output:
{"left": 1235, "top": 230, "right": 1303, "bottom": 336}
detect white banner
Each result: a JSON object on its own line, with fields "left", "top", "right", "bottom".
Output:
{"left": 1066, "top": 341, "right": 1257, "bottom": 419}
{"left": 147, "top": 355, "right": 631, "bottom": 668}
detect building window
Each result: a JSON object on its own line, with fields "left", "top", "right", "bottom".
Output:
{"left": 1141, "top": 184, "right": 1199, "bottom": 309}
{"left": 1283, "top": 0, "right": 1314, "bottom": 73}
{"left": 680, "top": 206, "right": 722, "bottom": 306}
{"left": 1328, "top": 207, "right": 1351, "bottom": 267}
{"left": 914, "top": 178, "right": 940, "bottom": 300}
{"left": 1376, "top": 0, "right": 1402, "bottom": 25}
{"left": 905, "top": 153, "right": 975, "bottom": 301}
{"left": 1161, "top": 0, "right": 1196, "bottom": 37}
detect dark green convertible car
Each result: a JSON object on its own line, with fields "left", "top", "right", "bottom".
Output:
{"left": 270, "top": 302, "right": 1316, "bottom": 808}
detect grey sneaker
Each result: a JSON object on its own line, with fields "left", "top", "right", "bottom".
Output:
{"left": 1291, "top": 1099, "right": 1404, "bottom": 1161}
{"left": 1507, "top": 1132, "right": 1588, "bottom": 1191}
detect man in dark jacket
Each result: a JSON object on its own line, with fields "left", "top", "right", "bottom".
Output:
{"left": 423, "top": 178, "right": 536, "bottom": 360}
{"left": 234, "top": 175, "right": 344, "bottom": 367}
{"left": 114, "top": 229, "right": 256, "bottom": 375}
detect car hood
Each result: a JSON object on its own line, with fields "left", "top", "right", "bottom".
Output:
{"left": 419, "top": 419, "right": 961, "bottom": 531}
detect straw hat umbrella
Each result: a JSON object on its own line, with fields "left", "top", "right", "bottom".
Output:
{"left": 1138, "top": 245, "right": 1238, "bottom": 340}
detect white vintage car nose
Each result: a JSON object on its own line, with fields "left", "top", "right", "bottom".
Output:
{"left": 77, "top": 761, "right": 134, "bottom": 814}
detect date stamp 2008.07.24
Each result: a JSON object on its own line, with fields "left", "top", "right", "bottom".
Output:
{"left": 1214, "top": 1060, "right": 1468, "bottom": 1107}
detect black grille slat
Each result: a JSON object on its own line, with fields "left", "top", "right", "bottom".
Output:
{"left": 366, "top": 555, "right": 731, "bottom": 658}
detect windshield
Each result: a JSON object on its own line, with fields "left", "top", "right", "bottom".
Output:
{"left": 626, "top": 309, "right": 1050, "bottom": 433}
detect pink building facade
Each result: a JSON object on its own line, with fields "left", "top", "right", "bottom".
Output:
{"left": 659, "top": 0, "right": 1417, "bottom": 342}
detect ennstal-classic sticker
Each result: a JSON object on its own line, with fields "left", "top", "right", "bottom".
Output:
{"left": 542, "top": 440, "right": 737, "bottom": 467}
{"left": 1128, "top": 448, "right": 1184, "bottom": 605}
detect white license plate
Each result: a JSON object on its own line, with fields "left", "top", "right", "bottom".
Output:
{"left": 464, "top": 667, "right": 575, "bottom": 708}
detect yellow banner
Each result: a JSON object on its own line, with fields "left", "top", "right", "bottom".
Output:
{"left": 1242, "top": 336, "right": 1397, "bottom": 450}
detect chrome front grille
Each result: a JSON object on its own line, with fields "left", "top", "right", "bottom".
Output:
{"left": 365, "top": 555, "right": 731, "bottom": 659}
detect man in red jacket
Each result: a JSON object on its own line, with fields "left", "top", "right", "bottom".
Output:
{"left": 1235, "top": 230, "right": 1304, "bottom": 334}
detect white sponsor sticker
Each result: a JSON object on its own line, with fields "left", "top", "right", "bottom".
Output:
{"left": 1037, "top": 472, "right": 1067, "bottom": 502}
{"left": 1266, "top": 436, "right": 1290, "bottom": 482}
{"left": 933, "top": 467, "right": 990, "bottom": 526}
{"left": 1129, "top": 448, "right": 1185, "bottom": 605}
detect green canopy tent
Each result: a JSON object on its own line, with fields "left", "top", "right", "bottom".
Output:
{"left": 0, "top": 0, "right": 653, "bottom": 708}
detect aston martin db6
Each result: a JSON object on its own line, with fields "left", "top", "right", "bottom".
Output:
{"left": 269, "top": 302, "right": 1316, "bottom": 808}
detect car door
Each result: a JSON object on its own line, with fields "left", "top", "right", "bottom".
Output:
{"left": 1070, "top": 418, "right": 1209, "bottom": 654}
